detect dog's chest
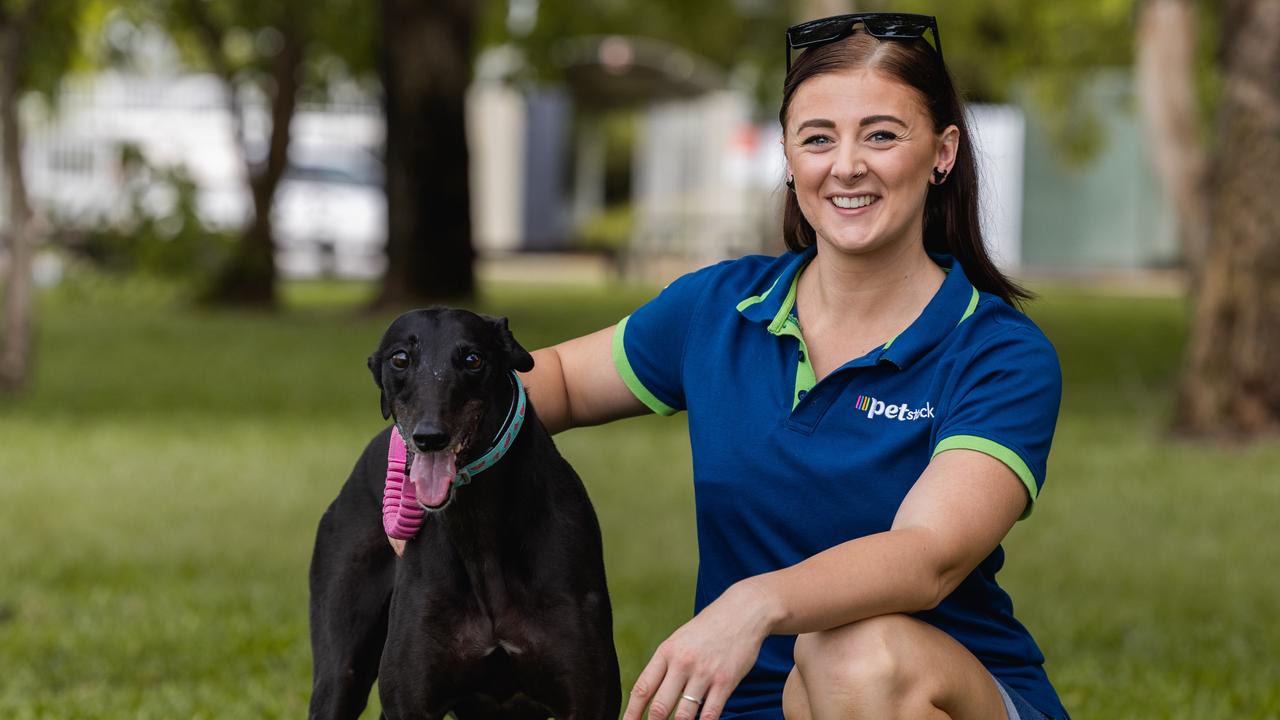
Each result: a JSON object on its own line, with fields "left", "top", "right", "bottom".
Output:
{"left": 450, "top": 608, "right": 539, "bottom": 664}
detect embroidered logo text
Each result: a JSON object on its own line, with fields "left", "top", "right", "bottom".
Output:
{"left": 855, "top": 395, "right": 934, "bottom": 421}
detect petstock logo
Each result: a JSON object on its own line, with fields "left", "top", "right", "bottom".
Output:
{"left": 854, "top": 394, "right": 935, "bottom": 422}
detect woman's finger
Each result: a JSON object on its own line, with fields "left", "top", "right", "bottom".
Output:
{"left": 695, "top": 679, "right": 734, "bottom": 720}
{"left": 623, "top": 653, "right": 668, "bottom": 720}
{"left": 671, "top": 678, "right": 710, "bottom": 720}
{"left": 645, "top": 664, "right": 691, "bottom": 720}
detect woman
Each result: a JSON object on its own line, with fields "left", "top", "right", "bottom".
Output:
{"left": 520, "top": 14, "right": 1067, "bottom": 720}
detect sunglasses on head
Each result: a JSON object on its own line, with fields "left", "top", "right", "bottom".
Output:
{"left": 785, "top": 12, "right": 944, "bottom": 74}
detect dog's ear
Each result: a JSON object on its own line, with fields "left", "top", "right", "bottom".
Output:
{"left": 368, "top": 352, "right": 391, "bottom": 420}
{"left": 487, "top": 315, "right": 534, "bottom": 372}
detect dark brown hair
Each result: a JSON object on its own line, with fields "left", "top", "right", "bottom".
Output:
{"left": 780, "top": 30, "right": 1031, "bottom": 306}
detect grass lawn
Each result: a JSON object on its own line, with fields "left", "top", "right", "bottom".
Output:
{"left": 0, "top": 271, "right": 1277, "bottom": 719}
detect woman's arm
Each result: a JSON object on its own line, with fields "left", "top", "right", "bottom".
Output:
{"left": 743, "top": 448, "right": 1028, "bottom": 634}
{"left": 520, "top": 325, "right": 650, "bottom": 435}
{"left": 623, "top": 448, "right": 1029, "bottom": 720}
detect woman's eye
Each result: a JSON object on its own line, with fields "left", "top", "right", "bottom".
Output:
{"left": 389, "top": 351, "right": 410, "bottom": 370}
{"left": 801, "top": 135, "right": 831, "bottom": 146}
{"left": 867, "top": 130, "right": 898, "bottom": 143}
{"left": 463, "top": 353, "right": 484, "bottom": 371}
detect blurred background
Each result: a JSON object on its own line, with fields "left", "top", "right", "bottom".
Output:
{"left": 1, "top": 0, "right": 1278, "bottom": 717}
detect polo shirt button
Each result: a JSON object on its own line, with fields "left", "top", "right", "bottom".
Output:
{"left": 798, "top": 350, "right": 806, "bottom": 361}
{"left": 797, "top": 389, "right": 808, "bottom": 400}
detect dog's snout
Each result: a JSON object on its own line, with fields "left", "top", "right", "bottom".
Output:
{"left": 412, "top": 423, "right": 451, "bottom": 452}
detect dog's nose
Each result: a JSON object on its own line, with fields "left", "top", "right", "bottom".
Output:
{"left": 412, "top": 424, "right": 451, "bottom": 452}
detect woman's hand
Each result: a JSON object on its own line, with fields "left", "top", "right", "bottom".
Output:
{"left": 624, "top": 580, "right": 780, "bottom": 720}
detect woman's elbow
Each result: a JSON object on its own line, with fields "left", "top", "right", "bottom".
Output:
{"left": 919, "top": 559, "right": 974, "bottom": 611}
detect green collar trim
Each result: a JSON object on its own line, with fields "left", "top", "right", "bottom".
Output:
{"left": 767, "top": 262, "right": 807, "bottom": 335}
{"left": 735, "top": 272, "right": 785, "bottom": 315}
{"left": 736, "top": 250, "right": 980, "bottom": 373}
{"left": 958, "top": 287, "right": 980, "bottom": 325}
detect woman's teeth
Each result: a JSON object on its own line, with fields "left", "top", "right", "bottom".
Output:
{"left": 832, "top": 195, "right": 875, "bottom": 209}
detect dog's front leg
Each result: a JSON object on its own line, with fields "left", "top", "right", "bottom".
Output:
{"left": 309, "top": 430, "right": 399, "bottom": 720}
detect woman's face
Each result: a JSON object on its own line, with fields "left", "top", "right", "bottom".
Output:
{"left": 783, "top": 68, "right": 958, "bottom": 260}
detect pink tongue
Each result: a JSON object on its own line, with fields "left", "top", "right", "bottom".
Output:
{"left": 410, "top": 451, "right": 457, "bottom": 508}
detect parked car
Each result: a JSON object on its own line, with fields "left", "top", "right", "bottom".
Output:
{"left": 272, "top": 145, "right": 387, "bottom": 279}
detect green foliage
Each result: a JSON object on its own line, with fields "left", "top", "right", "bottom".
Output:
{"left": 2, "top": 0, "right": 93, "bottom": 98}
{"left": 116, "top": 0, "right": 376, "bottom": 102}
{"left": 71, "top": 144, "right": 233, "bottom": 283}
{"left": 479, "top": 0, "right": 789, "bottom": 96}
{"left": 1, "top": 275, "right": 1278, "bottom": 717}
{"left": 576, "top": 204, "right": 634, "bottom": 252}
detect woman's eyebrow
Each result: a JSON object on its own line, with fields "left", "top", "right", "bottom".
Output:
{"left": 860, "top": 114, "right": 908, "bottom": 128}
{"left": 796, "top": 118, "right": 836, "bottom": 131}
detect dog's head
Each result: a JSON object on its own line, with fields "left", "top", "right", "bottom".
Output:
{"left": 368, "top": 308, "right": 534, "bottom": 509}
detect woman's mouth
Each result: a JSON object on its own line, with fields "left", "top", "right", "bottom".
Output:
{"left": 831, "top": 194, "right": 878, "bottom": 210}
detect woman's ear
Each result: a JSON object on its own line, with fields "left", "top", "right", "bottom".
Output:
{"left": 935, "top": 124, "right": 960, "bottom": 176}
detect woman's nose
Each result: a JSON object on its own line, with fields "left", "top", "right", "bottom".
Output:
{"left": 830, "top": 144, "right": 866, "bottom": 184}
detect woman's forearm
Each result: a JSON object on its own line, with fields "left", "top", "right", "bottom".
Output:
{"left": 743, "top": 451, "right": 1025, "bottom": 637}
{"left": 744, "top": 527, "right": 949, "bottom": 637}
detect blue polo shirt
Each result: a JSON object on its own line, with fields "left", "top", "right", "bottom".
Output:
{"left": 612, "top": 247, "right": 1066, "bottom": 719}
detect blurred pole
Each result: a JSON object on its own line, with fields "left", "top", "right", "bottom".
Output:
{"left": 1135, "top": 0, "right": 1207, "bottom": 282}
{"left": 572, "top": 116, "right": 605, "bottom": 234}
{"left": 0, "top": 2, "right": 38, "bottom": 392}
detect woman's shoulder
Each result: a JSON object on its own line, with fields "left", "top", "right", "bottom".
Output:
{"left": 963, "top": 288, "right": 1059, "bottom": 361}
{"left": 664, "top": 251, "right": 807, "bottom": 303}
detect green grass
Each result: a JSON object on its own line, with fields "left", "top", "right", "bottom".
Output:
{"left": 0, "top": 272, "right": 1277, "bottom": 718}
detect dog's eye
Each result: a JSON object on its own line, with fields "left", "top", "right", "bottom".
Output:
{"left": 389, "top": 351, "right": 410, "bottom": 370}
{"left": 462, "top": 352, "right": 484, "bottom": 371}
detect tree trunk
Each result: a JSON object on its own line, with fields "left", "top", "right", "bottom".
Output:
{"left": 204, "top": 23, "right": 303, "bottom": 308}
{"left": 375, "top": 0, "right": 476, "bottom": 307}
{"left": 0, "top": 8, "right": 36, "bottom": 392}
{"left": 1134, "top": 0, "right": 1209, "bottom": 278}
{"left": 1176, "top": 0, "right": 1280, "bottom": 437}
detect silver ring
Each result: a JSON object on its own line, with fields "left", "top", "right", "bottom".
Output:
{"left": 680, "top": 693, "right": 703, "bottom": 706}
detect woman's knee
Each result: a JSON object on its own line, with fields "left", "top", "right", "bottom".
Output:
{"left": 792, "top": 614, "right": 936, "bottom": 707}
{"left": 782, "top": 666, "right": 812, "bottom": 720}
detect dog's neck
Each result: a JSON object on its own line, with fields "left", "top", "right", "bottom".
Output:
{"left": 410, "top": 401, "right": 555, "bottom": 614}
{"left": 458, "top": 372, "right": 523, "bottom": 471}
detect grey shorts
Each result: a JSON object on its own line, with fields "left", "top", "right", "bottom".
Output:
{"left": 992, "top": 675, "right": 1050, "bottom": 720}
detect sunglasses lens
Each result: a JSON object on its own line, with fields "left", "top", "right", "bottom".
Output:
{"left": 790, "top": 17, "right": 852, "bottom": 48}
{"left": 861, "top": 17, "right": 929, "bottom": 38}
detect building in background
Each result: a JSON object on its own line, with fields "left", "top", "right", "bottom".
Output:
{"left": 3, "top": 53, "right": 1173, "bottom": 282}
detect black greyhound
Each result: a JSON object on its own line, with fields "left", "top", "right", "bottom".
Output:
{"left": 309, "top": 308, "right": 620, "bottom": 720}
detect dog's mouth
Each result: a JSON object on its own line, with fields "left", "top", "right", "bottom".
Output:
{"left": 410, "top": 444, "right": 462, "bottom": 510}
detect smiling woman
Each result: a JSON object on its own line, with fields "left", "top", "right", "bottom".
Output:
{"left": 511, "top": 14, "right": 1067, "bottom": 720}
{"left": 785, "top": 72, "right": 956, "bottom": 261}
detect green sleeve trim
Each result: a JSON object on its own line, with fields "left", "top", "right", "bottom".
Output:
{"left": 611, "top": 316, "right": 678, "bottom": 417}
{"left": 932, "top": 434, "right": 1039, "bottom": 519}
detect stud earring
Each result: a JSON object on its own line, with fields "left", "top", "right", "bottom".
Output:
{"left": 785, "top": 175, "right": 796, "bottom": 192}
{"left": 931, "top": 167, "right": 949, "bottom": 185}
